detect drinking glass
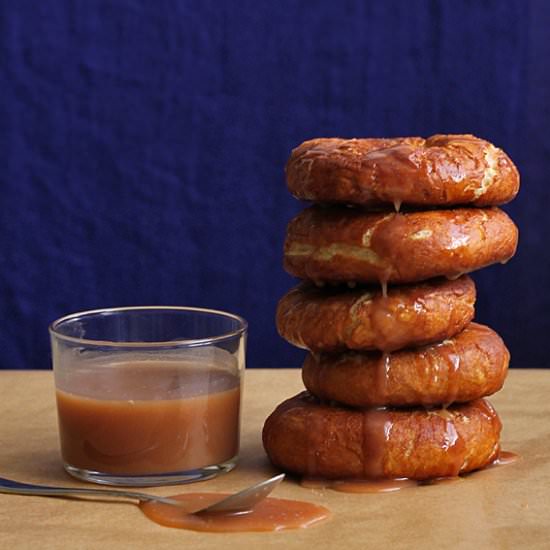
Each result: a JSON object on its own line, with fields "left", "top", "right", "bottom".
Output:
{"left": 49, "top": 306, "right": 247, "bottom": 486}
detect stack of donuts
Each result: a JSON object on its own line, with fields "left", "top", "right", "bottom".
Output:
{"left": 263, "top": 135, "right": 519, "bottom": 482}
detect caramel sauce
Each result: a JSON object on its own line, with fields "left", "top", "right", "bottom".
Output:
{"left": 435, "top": 408, "right": 467, "bottom": 477}
{"left": 56, "top": 359, "right": 240, "bottom": 475}
{"left": 139, "top": 493, "right": 330, "bottom": 532}
{"left": 305, "top": 408, "right": 319, "bottom": 477}
{"left": 302, "top": 477, "right": 428, "bottom": 493}
{"left": 442, "top": 339, "right": 461, "bottom": 405}
{"left": 379, "top": 334, "right": 467, "bottom": 408}
{"left": 446, "top": 272, "right": 466, "bottom": 281}
{"left": 303, "top": 396, "right": 345, "bottom": 477}
{"left": 476, "top": 399, "right": 502, "bottom": 435}
{"left": 368, "top": 283, "right": 430, "bottom": 352}
{"left": 300, "top": 450, "right": 519, "bottom": 494}
{"left": 376, "top": 353, "right": 391, "bottom": 404}
{"left": 361, "top": 408, "right": 393, "bottom": 479}
{"left": 368, "top": 337, "right": 463, "bottom": 408}
{"left": 491, "top": 450, "right": 520, "bottom": 467}
{"left": 331, "top": 478, "right": 416, "bottom": 493}
{"left": 298, "top": 394, "right": 393, "bottom": 480}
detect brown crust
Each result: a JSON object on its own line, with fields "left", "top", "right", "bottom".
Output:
{"left": 286, "top": 134, "right": 519, "bottom": 208}
{"left": 284, "top": 206, "right": 518, "bottom": 284}
{"left": 262, "top": 392, "right": 501, "bottom": 480}
{"left": 277, "top": 276, "right": 475, "bottom": 352}
{"left": 302, "top": 323, "right": 509, "bottom": 407}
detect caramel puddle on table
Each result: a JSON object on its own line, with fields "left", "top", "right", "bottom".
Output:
{"left": 139, "top": 493, "right": 330, "bottom": 532}
{"left": 300, "top": 451, "right": 519, "bottom": 494}
{"left": 487, "top": 450, "right": 520, "bottom": 467}
{"left": 302, "top": 477, "right": 418, "bottom": 493}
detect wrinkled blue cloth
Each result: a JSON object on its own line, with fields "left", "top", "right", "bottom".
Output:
{"left": 0, "top": 1, "right": 548, "bottom": 369}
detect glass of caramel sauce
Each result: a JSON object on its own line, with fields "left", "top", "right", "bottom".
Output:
{"left": 49, "top": 306, "right": 247, "bottom": 486}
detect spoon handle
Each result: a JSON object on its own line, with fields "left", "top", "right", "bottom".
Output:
{"left": 0, "top": 479, "right": 180, "bottom": 506}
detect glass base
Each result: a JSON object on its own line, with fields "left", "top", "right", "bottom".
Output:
{"left": 63, "top": 457, "right": 237, "bottom": 487}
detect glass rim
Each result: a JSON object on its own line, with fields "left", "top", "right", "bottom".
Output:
{"left": 49, "top": 305, "right": 248, "bottom": 348}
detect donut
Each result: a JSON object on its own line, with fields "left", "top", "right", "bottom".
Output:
{"left": 277, "top": 276, "right": 475, "bottom": 352}
{"left": 284, "top": 206, "right": 518, "bottom": 284}
{"left": 262, "top": 392, "right": 501, "bottom": 480}
{"left": 286, "top": 134, "right": 519, "bottom": 208}
{"left": 301, "top": 323, "right": 509, "bottom": 407}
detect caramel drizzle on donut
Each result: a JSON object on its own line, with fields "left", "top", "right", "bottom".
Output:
{"left": 440, "top": 338, "right": 461, "bottom": 407}
{"left": 305, "top": 405, "right": 319, "bottom": 477}
{"left": 361, "top": 408, "right": 393, "bottom": 479}
{"left": 376, "top": 353, "right": 391, "bottom": 404}
{"left": 302, "top": 447, "right": 519, "bottom": 493}
{"left": 287, "top": 135, "right": 518, "bottom": 207}
{"left": 434, "top": 408, "right": 468, "bottom": 477}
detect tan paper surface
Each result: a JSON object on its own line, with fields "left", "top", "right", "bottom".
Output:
{"left": 0, "top": 369, "right": 548, "bottom": 549}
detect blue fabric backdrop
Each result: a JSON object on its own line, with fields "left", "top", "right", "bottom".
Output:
{"left": 1, "top": 1, "right": 548, "bottom": 369}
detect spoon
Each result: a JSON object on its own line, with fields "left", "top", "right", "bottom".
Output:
{"left": 0, "top": 473, "right": 285, "bottom": 515}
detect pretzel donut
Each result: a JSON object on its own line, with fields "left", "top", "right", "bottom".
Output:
{"left": 262, "top": 392, "right": 501, "bottom": 480}
{"left": 286, "top": 134, "right": 519, "bottom": 208}
{"left": 277, "top": 276, "right": 475, "bottom": 353}
{"left": 284, "top": 206, "right": 518, "bottom": 284}
{"left": 302, "top": 323, "right": 508, "bottom": 407}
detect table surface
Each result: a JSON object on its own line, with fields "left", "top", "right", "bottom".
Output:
{"left": 0, "top": 368, "right": 549, "bottom": 549}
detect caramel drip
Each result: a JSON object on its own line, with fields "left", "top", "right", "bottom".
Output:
{"left": 436, "top": 409, "right": 467, "bottom": 476}
{"left": 331, "top": 478, "right": 415, "bottom": 493}
{"left": 443, "top": 339, "right": 461, "bottom": 406}
{"left": 478, "top": 399, "right": 503, "bottom": 464}
{"left": 305, "top": 408, "right": 318, "bottom": 477}
{"left": 377, "top": 353, "right": 391, "bottom": 404}
{"left": 420, "top": 346, "right": 441, "bottom": 407}
{"left": 316, "top": 355, "right": 327, "bottom": 398}
{"left": 476, "top": 399, "right": 500, "bottom": 430}
{"left": 299, "top": 448, "right": 513, "bottom": 494}
{"left": 376, "top": 260, "right": 393, "bottom": 298}
{"left": 300, "top": 475, "right": 463, "bottom": 493}
{"left": 493, "top": 450, "right": 519, "bottom": 466}
{"left": 446, "top": 272, "right": 466, "bottom": 281}
{"left": 361, "top": 409, "right": 393, "bottom": 479}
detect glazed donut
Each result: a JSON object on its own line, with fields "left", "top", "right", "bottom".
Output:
{"left": 277, "top": 276, "right": 475, "bottom": 352}
{"left": 302, "top": 323, "right": 509, "bottom": 407}
{"left": 286, "top": 134, "right": 519, "bottom": 208}
{"left": 284, "top": 206, "right": 518, "bottom": 284}
{"left": 262, "top": 392, "right": 501, "bottom": 480}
